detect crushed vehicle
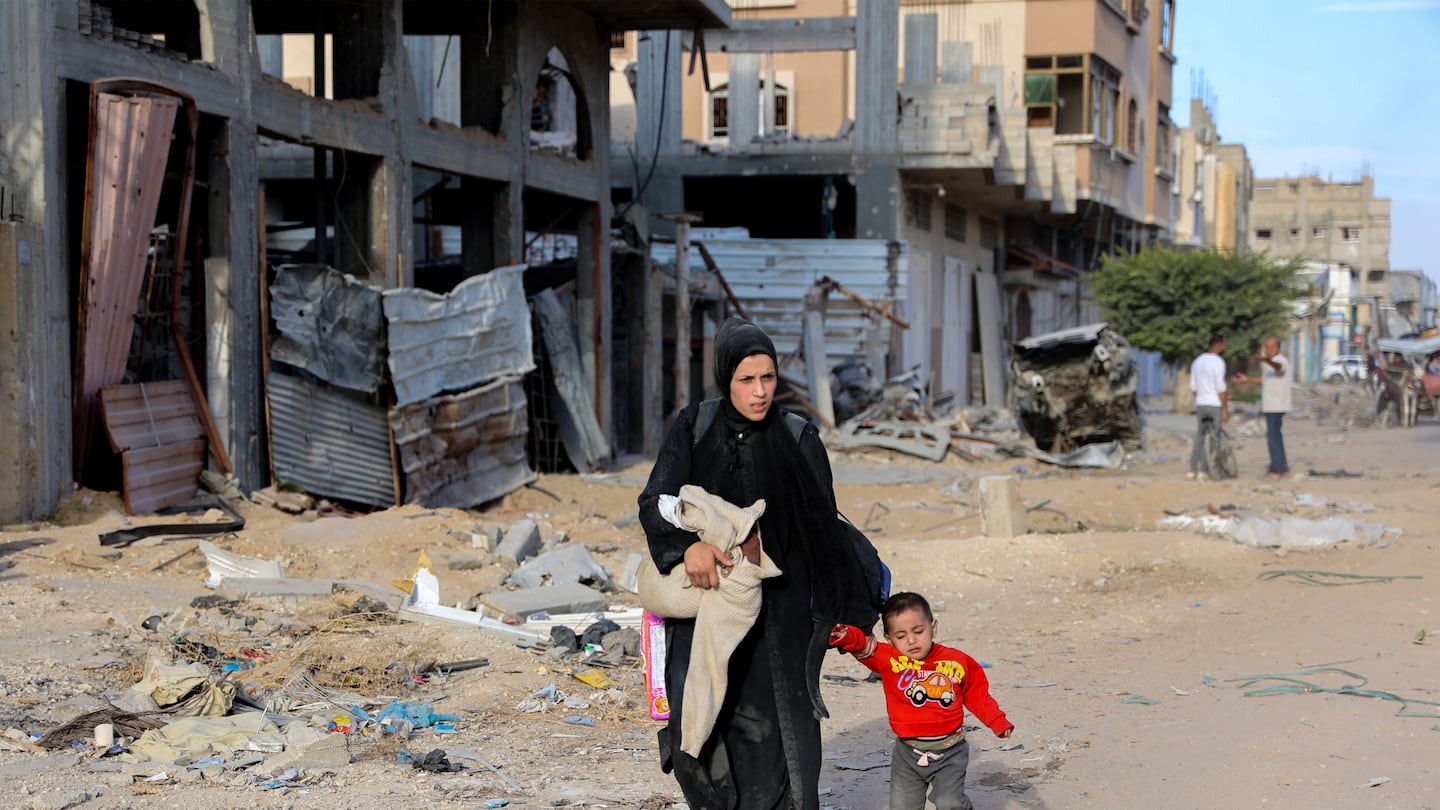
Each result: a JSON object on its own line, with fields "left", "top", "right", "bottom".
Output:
{"left": 1010, "top": 323, "right": 1144, "bottom": 453}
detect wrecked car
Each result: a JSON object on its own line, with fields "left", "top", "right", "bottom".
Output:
{"left": 1010, "top": 323, "right": 1144, "bottom": 453}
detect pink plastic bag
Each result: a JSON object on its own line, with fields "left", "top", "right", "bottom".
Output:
{"left": 641, "top": 610, "right": 670, "bottom": 720}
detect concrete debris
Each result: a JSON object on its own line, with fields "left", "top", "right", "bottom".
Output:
{"left": 996, "top": 439, "right": 1126, "bottom": 469}
{"left": 479, "top": 582, "right": 609, "bottom": 622}
{"left": 248, "top": 486, "right": 314, "bottom": 514}
{"left": 834, "top": 420, "right": 951, "bottom": 462}
{"left": 510, "top": 543, "right": 611, "bottom": 590}
{"left": 1159, "top": 513, "right": 1399, "bottom": 549}
{"left": 448, "top": 553, "right": 486, "bottom": 571}
{"left": 522, "top": 606, "right": 647, "bottom": 633}
{"left": 494, "top": 519, "right": 543, "bottom": 568}
{"left": 198, "top": 541, "right": 283, "bottom": 588}
{"left": 397, "top": 567, "right": 549, "bottom": 644}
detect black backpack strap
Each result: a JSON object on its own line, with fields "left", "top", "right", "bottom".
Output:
{"left": 692, "top": 398, "right": 722, "bottom": 449}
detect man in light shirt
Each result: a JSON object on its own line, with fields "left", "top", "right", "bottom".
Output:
{"left": 1234, "top": 335, "right": 1291, "bottom": 478}
{"left": 1187, "top": 334, "right": 1229, "bottom": 480}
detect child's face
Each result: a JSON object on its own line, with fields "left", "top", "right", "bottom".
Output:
{"left": 883, "top": 606, "right": 937, "bottom": 660}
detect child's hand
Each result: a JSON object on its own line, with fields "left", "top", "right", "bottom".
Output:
{"left": 828, "top": 624, "right": 868, "bottom": 654}
{"left": 997, "top": 726, "right": 1014, "bottom": 739}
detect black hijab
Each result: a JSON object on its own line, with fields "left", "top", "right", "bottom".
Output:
{"left": 709, "top": 318, "right": 871, "bottom": 719}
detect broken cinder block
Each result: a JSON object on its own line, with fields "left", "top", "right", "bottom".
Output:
{"left": 510, "top": 544, "right": 609, "bottom": 589}
{"left": 494, "top": 519, "right": 543, "bottom": 568}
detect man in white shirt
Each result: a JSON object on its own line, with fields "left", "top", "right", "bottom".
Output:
{"left": 1234, "top": 335, "right": 1291, "bottom": 478}
{"left": 1188, "top": 334, "right": 1229, "bottom": 480}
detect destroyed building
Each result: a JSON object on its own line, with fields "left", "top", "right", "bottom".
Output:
{"left": 613, "top": 0, "right": 1179, "bottom": 415}
{"left": 0, "top": 0, "right": 733, "bottom": 522}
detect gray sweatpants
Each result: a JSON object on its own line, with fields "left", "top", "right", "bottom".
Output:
{"left": 1189, "top": 405, "right": 1223, "bottom": 473}
{"left": 889, "top": 737, "right": 972, "bottom": 810}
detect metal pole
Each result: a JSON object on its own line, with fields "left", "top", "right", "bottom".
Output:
{"left": 660, "top": 212, "right": 703, "bottom": 413}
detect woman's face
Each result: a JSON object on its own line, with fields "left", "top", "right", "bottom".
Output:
{"left": 729, "top": 354, "right": 777, "bottom": 422}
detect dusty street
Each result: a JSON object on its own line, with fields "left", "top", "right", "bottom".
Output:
{"left": 1, "top": 395, "right": 1436, "bottom": 810}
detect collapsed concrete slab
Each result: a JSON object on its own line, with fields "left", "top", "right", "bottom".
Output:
{"left": 478, "top": 582, "right": 608, "bottom": 621}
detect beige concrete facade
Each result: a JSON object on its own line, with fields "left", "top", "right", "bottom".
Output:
{"left": 1248, "top": 175, "right": 1391, "bottom": 300}
{"left": 1174, "top": 98, "right": 1253, "bottom": 254}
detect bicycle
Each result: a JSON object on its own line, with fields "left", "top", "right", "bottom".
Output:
{"left": 1197, "top": 414, "right": 1237, "bottom": 480}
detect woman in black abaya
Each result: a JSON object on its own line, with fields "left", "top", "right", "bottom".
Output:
{"left": 638, "top": 317, "right": 876, "bottom": 810}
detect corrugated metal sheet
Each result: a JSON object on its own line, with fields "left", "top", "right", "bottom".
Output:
{"left": 267, "top": 371, "right": 397, "bottom": 508}
{"left": 99, "top": 380, "right": 206, "bottom": 515}
{"left": 269, "top": 264, "right": 386, "bottom": 393}
{"left": 120, "top": 439, "right": 205, "bottom": 515}
{"left": 99, "top": 380, "right": 205, "bottom": 451}
{"left": 389, "top": 375, "right": 536, "bottom": 508}
{"left": 656, "top": 239, "right": 908, "bottom": 361}
{"left": 74, "top": 92, "right": 180, "bottom": 469}
{"left": 382, "top": 264, "right": 536, "bottom": 406}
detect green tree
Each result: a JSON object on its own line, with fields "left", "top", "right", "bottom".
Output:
{"left": 1090, "top": 247, "right": 1303, "bottom": 411}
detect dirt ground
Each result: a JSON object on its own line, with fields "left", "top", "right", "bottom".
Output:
{"left": 1, "top": 392, "right": 1437, "bottom": 810}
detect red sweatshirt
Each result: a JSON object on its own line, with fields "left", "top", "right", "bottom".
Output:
{"left": 832, "top": 625, "right": 1013, "bottom": 740}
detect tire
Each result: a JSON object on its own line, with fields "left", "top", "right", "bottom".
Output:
{"left": 1200, "top": 422, "right": 1237, "bottom": 480}
{"left": 1325, "top": 373, "right": 1345, "bottom": 383}
{"left": 1213, "top": 431, "right": 1238, "bottom": 479}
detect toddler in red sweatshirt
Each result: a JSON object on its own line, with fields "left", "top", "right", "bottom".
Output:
{"left": 830, "top": 591, "right": 1013, "bottom": 810}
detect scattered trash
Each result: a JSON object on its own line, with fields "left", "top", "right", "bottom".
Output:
{"left": 1161, "top": 512, "right": 1398, "bottom": 549}
{"left": 1012, "top": 682, "right": 1058, "bottom": 689}
{"left": 1257, "top": 570, "right": 1422, "bottom": 587}
{"left": 1308, "top": 469, "right": 1363, "bottom": 478}
{"left": 1361, "top": 777, "right": 1392, "bottom": 788}
{"left": 1203, "top": 667, "right": 1440, "bottom": 718}
{"left": 562, "top": 715, "right": 595, "bottom": 726}
{"left": 198, "top": 540, "right": 283, "bottom": 588}
{"left": 997, "top": 743, "right": 1025, "bottom": 751}
{"left": 399, "top": 748, "right": 462, "bottom": 773}
{"left": 998, "top": 440, "right": 1126, "bottom": 469}
{"left": 1120, "top": 694, "right": 1160, "bottom": 706}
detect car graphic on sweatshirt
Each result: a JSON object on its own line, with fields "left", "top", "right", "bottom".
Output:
{"left": 899, "top": 670, "right": 956, "bottom": 708}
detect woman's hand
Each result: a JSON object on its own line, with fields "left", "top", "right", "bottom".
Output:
{"left": 683, "top": 541, "right": 731, "bottom": 589}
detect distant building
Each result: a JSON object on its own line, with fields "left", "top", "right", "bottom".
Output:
{"left": 1248, "top": 174, "right": 1391, "bottom": 338}
{"left": 1173, "top": 98, "right": 1252, "bottom": 254}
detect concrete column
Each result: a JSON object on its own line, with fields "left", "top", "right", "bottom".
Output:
{"left": 728, "top": 53, "right": 760, "bottom": 147}
{"left": 903, "top": 14, "right": 937, "bottom": 87}
{"left": 643, "top": 260, "right": 665, "bottom": 456}
{"left": 855, "top": 0, "right": 899, "bottom": 154}
{"left": 635, "top": 31, "right": 684, "bottom": 236}
{"left": 855, "top": 164, "right": 902, "bottom": 240}
{"left": 803, "top": 285, "right": 835, "bottom": 427}
{"left": 575, "top": 201, "right": 613, "bottom": 446}
{"left": 0, "top": 0, "right": 72, "bottom": 521}
{"left": 940, "top": 42, "right": 973, "bottom": 85}
{"left": 200, "top": 0, "right": 266, "bottom": 490}
{"left": 979, "top": 475, "right": 1025, "bottom": 538}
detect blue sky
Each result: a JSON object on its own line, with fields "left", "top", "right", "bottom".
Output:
{"left": 1173, "top": 0, "right": 1440, "bottom": 281}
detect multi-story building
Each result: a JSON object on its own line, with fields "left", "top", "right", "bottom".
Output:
{"left": 613, "top": 0, "right": 1178, "bottom": 408}
{"left": 1174, "top": 98, "right": 1252, "bottom": 253}
{"left": 0, "top": 0, "right": 730, "bottom": 522}
{"left": 1248, "top": 174, "right": 1391, "bottom": 350}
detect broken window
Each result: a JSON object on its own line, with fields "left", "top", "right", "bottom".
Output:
{"left": 1343, "top": 226, "right": 1361, "bottom": 242}
{"left": 530, "top": 48, "right": 588, "bottom": 159}
{"left": 905, "top": 189, "right": 932, "bottom": 232}
{"left": 1256, "top": 228, "right": 1272, "bottom": 240}
{"left": 945, "top": 204, "right": 968, "bottom": 243}
{"left": 1155, "top": 102, "right": 1171, "bottom": 173}
{"left": 708, "top": 79, "right": 790, "bottom": 140}
{"left": 1159, "top": 0, "right": 1175, "bottom": 52}
{"left": 1025, "top": 53, "right": 1121, "bottom": 140}
{"left": 1313, "top": 226, "right": 1326, "bottom": 238}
